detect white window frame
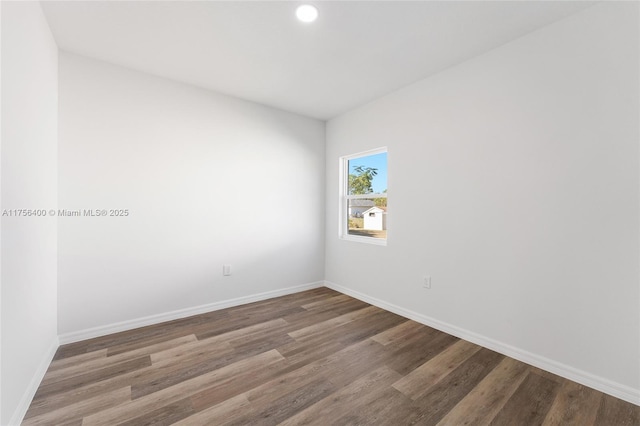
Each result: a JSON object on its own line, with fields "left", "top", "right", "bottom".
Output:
{"left": 339, "top": 147, "right": 388, "bottom": 246}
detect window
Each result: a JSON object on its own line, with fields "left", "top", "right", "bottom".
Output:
{"left": 339, "top": 148, "right": 387, "bottom": 245}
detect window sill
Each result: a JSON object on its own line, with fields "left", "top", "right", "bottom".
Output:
{"left": 340, "top": 234, "right": 387, "bottom": 246}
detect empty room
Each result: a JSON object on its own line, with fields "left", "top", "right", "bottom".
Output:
{"left": 1, "top": 1, "right": 639, "bottom": 425}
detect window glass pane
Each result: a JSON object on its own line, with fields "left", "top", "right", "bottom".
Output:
{"left": 347, "top": 152, "right": 387, "bottom": 196}
{"left": 347, "top": 198, "right": 387, "bottom": 239}
{"left": 341, "top": 148, "right": 387, "bottom": 244}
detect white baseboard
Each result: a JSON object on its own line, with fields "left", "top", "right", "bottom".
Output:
{"left": 324, "top": 280, "right": 640, "bottom": 407}
{"left": 58, "top": 281, "right": 325, "bottom": 345}
{"left": 9, "top": 336, "right": 59, "bottom": 426}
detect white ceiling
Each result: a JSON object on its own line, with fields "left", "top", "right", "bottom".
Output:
{"left": 41, "top": 1, "right": 595, "bottom": 120}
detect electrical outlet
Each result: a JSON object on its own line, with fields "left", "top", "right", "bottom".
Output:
{"left": 423, "top": 276, "right": 431, "bottom": 289}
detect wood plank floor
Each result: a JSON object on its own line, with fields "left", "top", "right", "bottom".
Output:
{"left": 24, "top": 288, "right": 639, "bottom": 425}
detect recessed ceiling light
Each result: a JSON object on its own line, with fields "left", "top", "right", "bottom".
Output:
{"left": 296, "top": 5, "right": 318, "bottom": 23}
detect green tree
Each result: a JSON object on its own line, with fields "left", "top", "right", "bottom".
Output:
{"left": 348, "top": 166, "right": 377, "bottom": 195}
{"left": 374, "top": 190, "right": 387, "bottom": 207}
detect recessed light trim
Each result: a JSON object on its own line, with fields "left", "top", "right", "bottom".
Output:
{"left": 296, "top": 4, "right": 318, "bottom": 23}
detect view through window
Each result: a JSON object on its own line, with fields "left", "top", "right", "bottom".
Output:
{"left": 341, "top": 148, "right": 387, "bottom": 243}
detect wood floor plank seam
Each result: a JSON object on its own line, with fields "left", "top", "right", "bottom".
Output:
{"left": 41, "top": 335, "right": 198, "bottom": 385}
{"left": 392, "top": 339, "right": 483, "bottom": 400}
{"left": 81, "top": 350, "right": 285, "bottom": 425}
{"left": 23, "top": 288, "right": 640, "bottom": 425}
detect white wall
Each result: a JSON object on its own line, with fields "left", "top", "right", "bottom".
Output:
{"left": 1, "top": 2, "right": 59, "bottom": 424}
{"left": 58, "top": 53, "right": 325, "bottom": 336}
{"left": 326, "top": 2, "right": 639, "bottom": 403}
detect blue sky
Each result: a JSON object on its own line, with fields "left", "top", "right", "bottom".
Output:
{"left": 348, "top": 152, "right": 387, "bottom": 194}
